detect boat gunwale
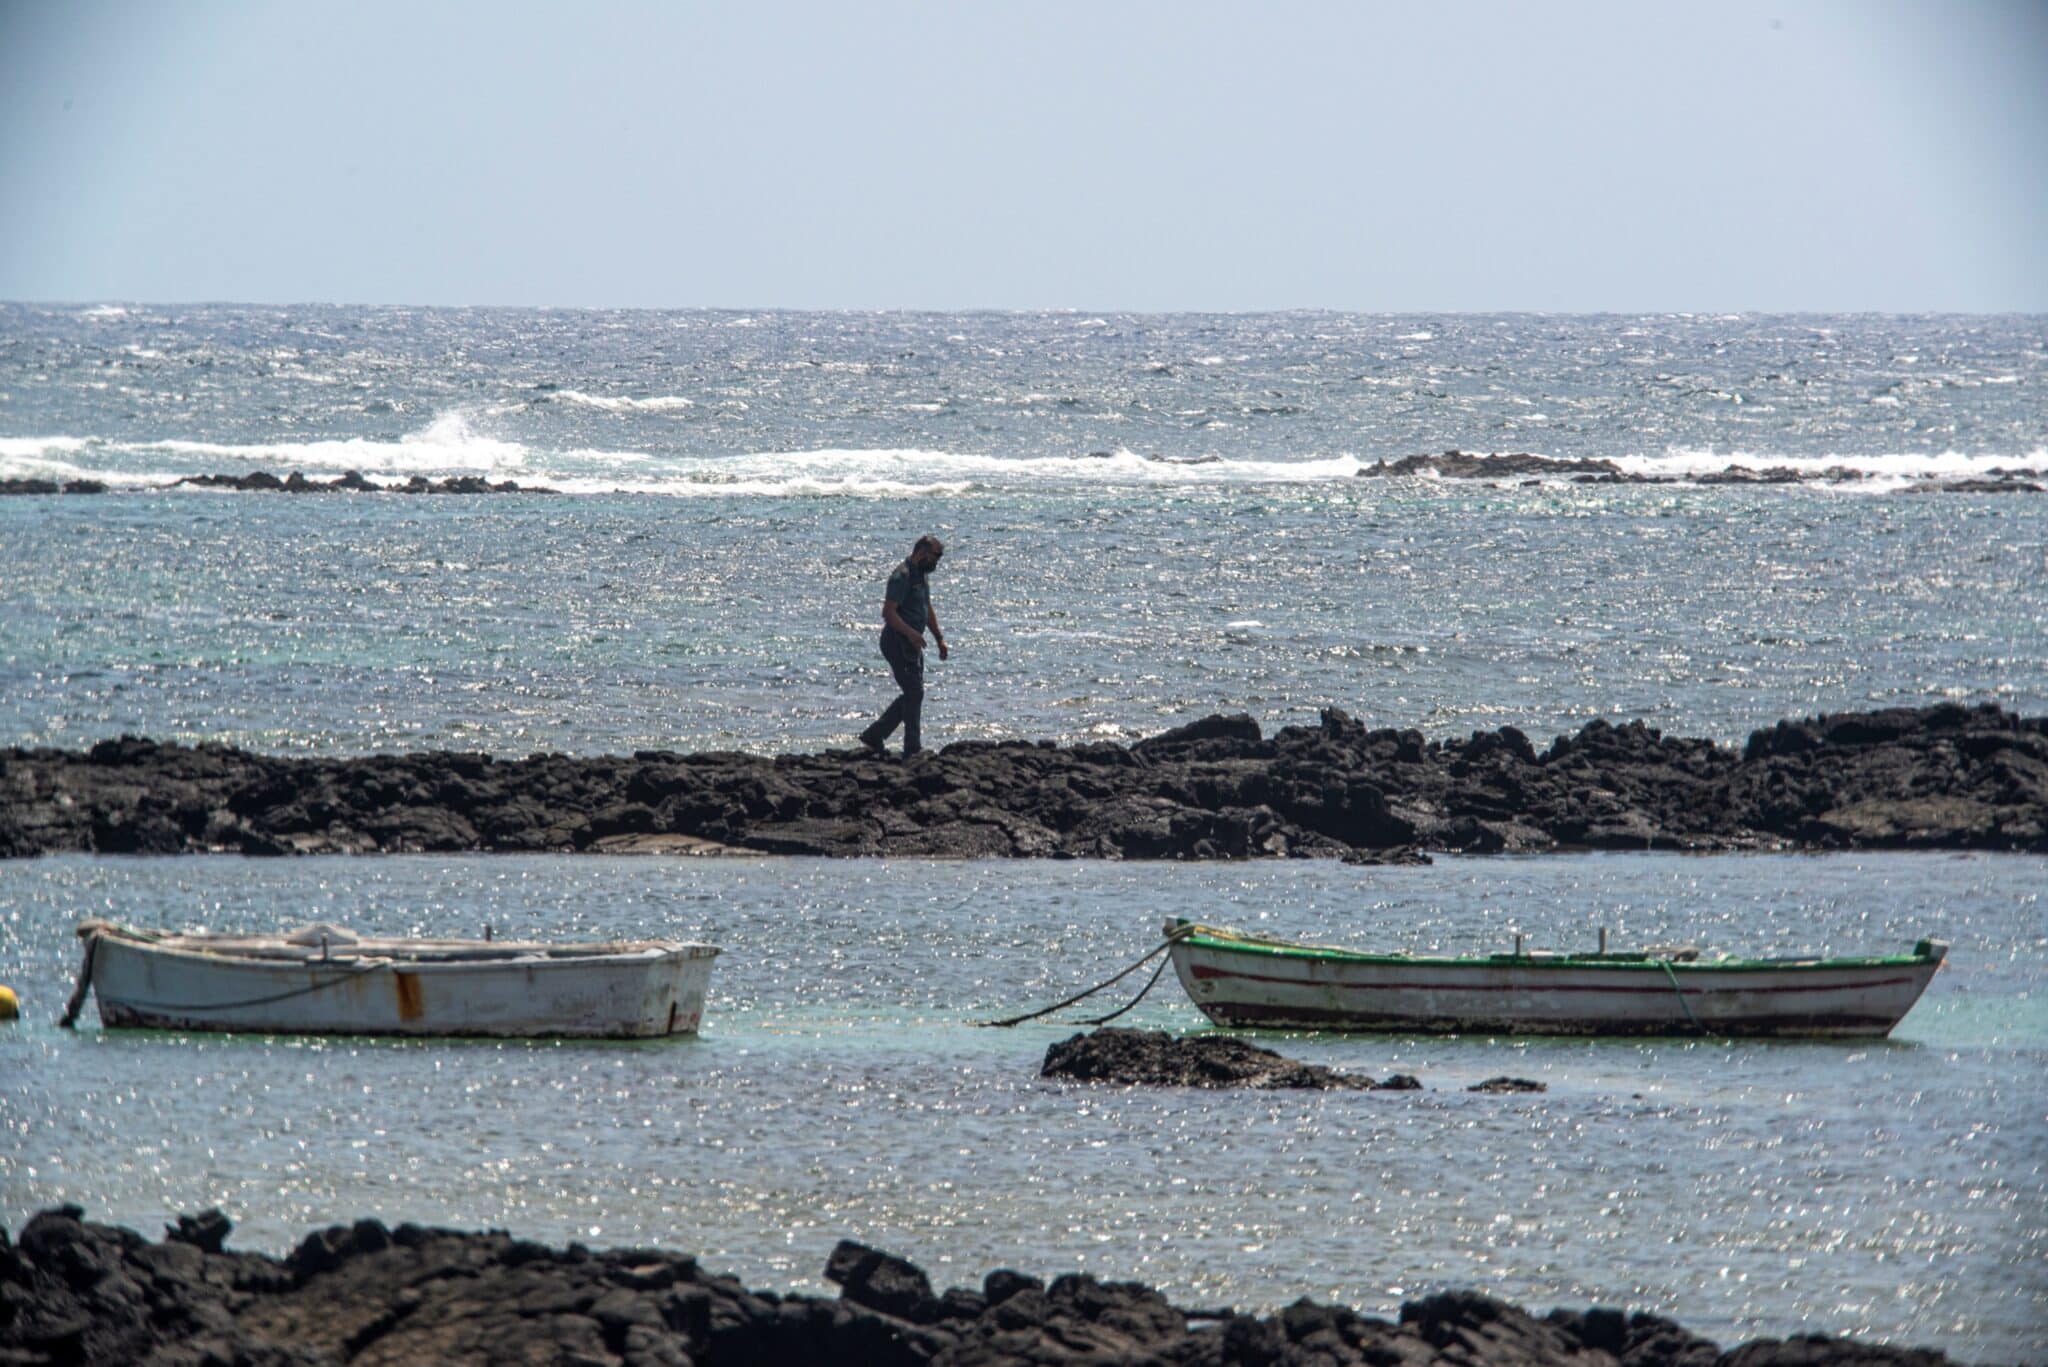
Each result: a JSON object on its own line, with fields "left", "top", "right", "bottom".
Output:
{"left": 1171, "top": 922, "right": 1942, "bottom": 974}
{"left": 89, "top": 934, "right": 721, "bottom": 973}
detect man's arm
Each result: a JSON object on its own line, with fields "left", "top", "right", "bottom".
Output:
{"left": 927, "top": 603, "right": 947, "bottom": 660}
{"left": 883, "top": 598, "right": 924, "bottom": 648}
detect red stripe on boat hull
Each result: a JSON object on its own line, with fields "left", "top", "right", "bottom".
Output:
{"left": 1195, "top": 1001, "right": 1909, "bottom": 1036}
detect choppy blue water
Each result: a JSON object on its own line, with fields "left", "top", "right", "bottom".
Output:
{"left": 2, "top": 308, "right": 2045, "bottom": 754}
{"left": 2, "top": 308, "right": 2045, "bottom": 1358}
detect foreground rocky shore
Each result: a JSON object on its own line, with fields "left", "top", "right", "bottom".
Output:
{"left": 1, "top": 702, "right": 2041, "bottom": 861}
{"left": 1, "top": 1207, "right": 1962, "bottom": 1366}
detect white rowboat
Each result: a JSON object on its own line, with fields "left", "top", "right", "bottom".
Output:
{"left": 67, "top": 919, "right": 720, "bottom": 1038}
{"left": 1165, "top": 920, "right": 1946, "bottom": 1038}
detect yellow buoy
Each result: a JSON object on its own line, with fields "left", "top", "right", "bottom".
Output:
{"left": 0, "top": 986, "right": 18, "bottom": 1021}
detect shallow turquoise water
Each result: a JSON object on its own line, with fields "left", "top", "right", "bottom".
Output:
{"left": 2, "top": 851, "right": 2040, "bottom": 1360}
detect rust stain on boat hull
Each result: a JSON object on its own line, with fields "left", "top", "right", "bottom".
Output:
{"left": 393, "top": 971, "right": 424, "bottom": 1021}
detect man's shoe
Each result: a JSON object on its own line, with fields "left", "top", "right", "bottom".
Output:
{"left": 858, "top": 729, "right": 886, "bottom": 754}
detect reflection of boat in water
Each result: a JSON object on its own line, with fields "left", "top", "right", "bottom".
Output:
{"left": 63, "top": 920, "right": 720, "bottom": 1038}
{"left": 1166, "top": 920, "right": 1946, "bottom": 1038}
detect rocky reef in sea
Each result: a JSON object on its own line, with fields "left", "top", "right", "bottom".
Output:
{"left": 0, "top": 1206, "right": 1961, "bottom": 1366}
{"left": 0, "top": 471, "right": 551, "bottom": 496}
{"left": 1, "top": 703, "right": 2040, "bottom": 861}
{"left": 5, "top": 450, "right": 2046, "bottom": 498}
{"left": 1355, "top": 450, "right": 2046, "bottom": 493}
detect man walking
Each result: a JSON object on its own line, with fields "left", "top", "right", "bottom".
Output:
{"left": 859, "top": 535, "right": 947, "bottom": 757}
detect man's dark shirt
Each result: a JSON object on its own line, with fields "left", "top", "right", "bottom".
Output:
{"left": 885, "top": 559, "right": 930, "bottom": 634}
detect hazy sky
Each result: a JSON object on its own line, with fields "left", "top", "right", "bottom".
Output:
{"left": 2, "top": 1, "right": 2043, "bottom": 310}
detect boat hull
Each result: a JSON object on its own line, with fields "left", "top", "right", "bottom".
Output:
{"left": 1168, "top": 926, "right": 1944, "bottom": 1038}
{"left": 88, "top": 935, "right": 718, "bottom": 1039}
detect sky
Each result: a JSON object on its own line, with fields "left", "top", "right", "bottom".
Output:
{"left": 1, "top": 0, "right": 2043, "bottom": 311}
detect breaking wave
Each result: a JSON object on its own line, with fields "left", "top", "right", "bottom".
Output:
{"left": 550, "top": 390, "right": 697, "bottom": 414}
{"left": 145, "top": 410, "right": 536, "bottom": 474}
{"left": 8, "top": 418, "right": 2045, "bottom": 498}
{"left": 1622, "top": 447, "right": 2048, "bottom": 488}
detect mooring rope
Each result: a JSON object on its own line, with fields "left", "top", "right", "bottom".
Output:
{"left": 977, "top": 924, "right": 1194, "bottom": 1028}
{"left": 56, "top": 933, "right": 101, "bottom": 1029}
{"left": 1658, "top": 958, "right": 1717, "bottom": 1037}
{"left": 1075, "top": 951, "right": 1176, "bottom": 1026}
{"left": 105, "top": 959, "right": 393, "bottom": 1014}
{"left": 57, "top": 924, "right": 396, "bottom": 1026}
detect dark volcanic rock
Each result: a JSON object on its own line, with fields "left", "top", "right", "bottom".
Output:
{"left": 1, "top": 702, "right": 2042, "bottom": 861}
{"left": 1042, "top": 1028, "right": 1376, "bottom": 1089}
{"left": 174, "top": 469, "right": 550, "bottom": 494}
{"left": 0, "top": 1207, "right": 1964, "bottom": 1367}
{"left": 1468, "top": 1077, "right": 1548, "bottom": 1094}
{"left": 824, "top": 1239, "right": 943, "bottom": 1322}
{"left": 1906, "top": 477, "right": 2043, "bottom": 494}
{"left": 1695, "top": 465, "right": 1811, "bottom": 485}
{"left": 1359, "top": 449, "right": 1625, "bottom": 479}
{"left": 1360, "top": 453, "right": 1908, "bottom": 489}
{"left": 0, "top": 477, "right": 108, "bottom": 495}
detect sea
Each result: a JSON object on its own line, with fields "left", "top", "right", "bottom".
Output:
{"left": 1, "top": 307, "right": 2044, "bottom": 1359}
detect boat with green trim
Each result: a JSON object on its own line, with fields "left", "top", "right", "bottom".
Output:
{"left": 1165, "top": 920, "right": 1947, "bottom": 1038}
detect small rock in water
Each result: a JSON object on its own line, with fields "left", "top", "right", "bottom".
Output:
{"left": 1468, "top": 1076, "right": 1547, "bottom": 1093}
{"left": 1041, "top": 1027, "right": 1376, "bottom": 1090}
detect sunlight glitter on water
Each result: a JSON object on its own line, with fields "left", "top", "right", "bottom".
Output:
{"left": 2, "top": 852, "right": 2042, "bottom": 1359}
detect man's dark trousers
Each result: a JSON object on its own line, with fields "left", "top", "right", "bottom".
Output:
{"left": 864, "top": 629, "right": 924, "bottom": 755}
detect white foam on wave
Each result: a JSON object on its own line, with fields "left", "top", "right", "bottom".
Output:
{"left": 0, "top": 436, "right": 91, "bottom": 465}
{"left": 545, "top": 474, "right": 979, "bottom": 499}
{"left": 19, "top": 417, "right": 2041, "bottom": 499}
{"left": 552, "top": 390, "right": 696, "bottom": 414}
{"left": 1625, "top": 447, "right": 2048, "bottom": 488}
{"left": 5, "top": 429, "right": 1371, "bottom": 495}
{"left": 649, "top": 446, "right": 1369, "bottom": 492}
{"left": 139, "top": 410, "right": 538, "bottom": 475}
{"left": 0, "top": 439, "right": 172, "bottom": 488}
{"left": 459, "top": 447, "right": 1373, "bottom": 497}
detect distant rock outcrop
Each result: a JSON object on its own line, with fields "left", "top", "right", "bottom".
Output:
{"left": 174, "top": 469, "right": 551, "bottom": 494}
{"left": 1359, "top": 449, "right": 2046, "bottom": 492}
{"left": 2, "top": 471, "right": 554, "bottom": 495}
{"left": 0, "top": 477, "right": 107, "bottom": 495}
{"left": 1358, "top": 450, "right": 1625, "bottom": 479}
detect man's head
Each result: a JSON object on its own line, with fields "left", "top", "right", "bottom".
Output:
{"left": 912, "top": 535, "right": 945, "bottom": 572}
